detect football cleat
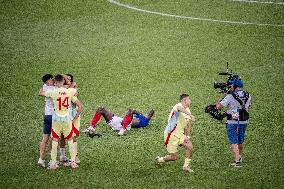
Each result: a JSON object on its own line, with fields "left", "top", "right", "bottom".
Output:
{"left": 48, "top": 161, "right": 58, "bottom": 170}
{"left": 230, "top": 161, "right": 242, "bottom": 168}
{"left": 126, "top": 125, "right": 131, "bottom": 131}
{"left": 70, "top": 162, "right": 79, "bottom": 169}
{"left": 155, "top": 156, "right": 165, "bottom": 164}
{"left": 183, "top": 166, "right": 194, "bottom": 173}
{"left": 37, "top": 159, "right": 45, "bottom": 168}
{"left": 75, "top": 157, "right": 80, "bottom": 164}
{"left": 118, "top": 128, "right": 126, "bottom": 136}
{"left": 83, "top": 126, "right": 96, "bottom": 134}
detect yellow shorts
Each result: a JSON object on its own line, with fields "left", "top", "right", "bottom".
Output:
{"left": 72, "top": 115, "right": 81, "bottom": 137}
{"left": 164, "top": 133, "right": 186, "bottom": 154}
{"left": 51, "top": 121, "right": 73, "bottom": 140}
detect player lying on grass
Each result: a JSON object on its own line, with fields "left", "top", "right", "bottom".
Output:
{"left": 155, "top": 94, "right": 195, "bottom": 173}
{"left": 39, "top": 74, "right": 83, "bottom": 170}
{"left": 84, "top": 107, "right": 154, "bottom": 136}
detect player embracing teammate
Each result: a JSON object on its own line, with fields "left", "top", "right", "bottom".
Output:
{"left": 38, "top": 74, "right": 83, "bottom": 170}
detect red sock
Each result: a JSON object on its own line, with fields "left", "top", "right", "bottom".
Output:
{"left": 90, "top": 112, "right": 101, "bottom": 127}
{"left": 122, "top": 114, "right": 133, "bottom": 129}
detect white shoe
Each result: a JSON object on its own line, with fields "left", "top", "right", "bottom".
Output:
{"left": 75, "top": 157, "right": 80, "bottom": 164}
{"left": 155, "top": 156, "right": 165, "bottom": 164}
{"left": 230, "top": 161, "right": 242, "bottom": 168}
{"left": 37, "top": 159, "right": 45, "bottom": 168}
{"left": 126, "top": 125, "right": 131, "bottom": 131}
{"left": 70, "top": 161, "right": 79, "bottom": 169}
{"left": 48, "top": 161, "right": 58, "bottom": 170}
{"left": 118, "top": 128, "right": 126, "bottom": 136}
{"left": 84, "top": 127, "right": 96, "bottom": 135}
{"left": 183, "top": 165, "right": 194, "bottom": 173}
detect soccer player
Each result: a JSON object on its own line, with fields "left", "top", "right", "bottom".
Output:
{"left": 64, "top": 74, "right": 77, "bottom": 89}
{"left": 59, "top": 74, "right": 80, "bottom": 164}
{"left": 84, "top": 107, "right": 154, "bottom": 136}
{"left": 65, "top": 74, "right": 80, "bottom": 163}
{"left": 37, "top": 74, "right": 55, "bottom": 167}
{"left": 155, "top": 94, "right": 195, "bottom": 172}
{"left": 39, "top": 74, "right": 83, "bottom": 170}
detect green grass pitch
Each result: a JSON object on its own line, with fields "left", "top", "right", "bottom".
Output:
{"left": 1, "top": 0, "right": 284, "bottom": 188}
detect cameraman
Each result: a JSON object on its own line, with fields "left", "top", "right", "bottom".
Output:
{"left": 216, "top": 79, "right": 252, "bottom": 167}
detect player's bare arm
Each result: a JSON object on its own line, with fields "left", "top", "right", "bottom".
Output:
{"left": 185, "top": 119, "right": 193, "bottom": 136}
{"left": 177, "top": 106, "right": 191, "bottom": 115}
{"left": 73, "top": 100, "right": 83, "bottom": 121}
{"left": 216, "top": 102, "right": 223, "bottom": 110}
{"left": 39, "top": 89, "right": 45, "bottom": 97}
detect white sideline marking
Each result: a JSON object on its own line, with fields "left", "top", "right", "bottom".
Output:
{"left": 108, "top": 0, "right": 284, "bottom": 27}
{"left": 231, "top": 0, "right": 284, "bottom": 5}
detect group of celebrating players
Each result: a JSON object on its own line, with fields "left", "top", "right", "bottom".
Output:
{"left": 37, "top": 73, "right": 164, "bottom": 171}
{"left": 37, "top": 72, "right": 251, "bottom": 173}
{"left": 38, "top": 74, "right": 82, "bottom": 170}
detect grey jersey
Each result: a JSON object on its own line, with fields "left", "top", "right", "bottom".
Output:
{"left": 220, "top": 90, "right": 252, "bottom": 124}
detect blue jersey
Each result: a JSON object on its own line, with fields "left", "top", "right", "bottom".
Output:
{"left": 133, "top": 114, "right": 149, "bottom": 128}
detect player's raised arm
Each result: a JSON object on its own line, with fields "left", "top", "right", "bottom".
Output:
{"left": 177, "top": 106, "right": 191, "bottom": 116}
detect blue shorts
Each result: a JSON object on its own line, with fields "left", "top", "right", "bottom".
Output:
{"left": 226, "top": 123, "right": 247, "bottom": 144}
{"left": 132, "top": 114, "right": 149, "bottom": 128}
{"left": 43, "top": 115, "right": 52, "bottom": 134}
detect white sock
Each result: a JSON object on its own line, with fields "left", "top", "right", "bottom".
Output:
{"left": 60, "top": 148, "right": 66, "bottom": 158}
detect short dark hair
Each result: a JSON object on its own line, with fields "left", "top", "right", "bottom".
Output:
{"left": 66, "top": 74, "right": 74, "bottom": 82}
{"left": 42, "top": 74, "right": 53, "bottom": 83}
{"left": 179, "top": 93, "right": 189, "bottom": 101}
{"left": 54, "top": 74, "right": 64, "bottom": 82}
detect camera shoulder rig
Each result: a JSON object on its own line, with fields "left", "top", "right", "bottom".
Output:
{"left": 205, "top": 104, "right": 226, "bottom": 121}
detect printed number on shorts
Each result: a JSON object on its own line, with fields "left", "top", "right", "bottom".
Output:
{"left": 57, "top": 97, "right": 69, "bottom": 110}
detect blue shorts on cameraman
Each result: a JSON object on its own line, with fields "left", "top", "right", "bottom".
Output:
{"left": 226, "top": 123, "right": 247, "bottom": 144}
{"left": 43, "top": 115, "right": 52, "bottom": 134}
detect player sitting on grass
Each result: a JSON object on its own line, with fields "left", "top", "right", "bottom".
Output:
{"left": 39, "top": 74, "right": 83, "bottom": 170}
{"left": 84, "top": 107, "right": 154, "bottom": 136}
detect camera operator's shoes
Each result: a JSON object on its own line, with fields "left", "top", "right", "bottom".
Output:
{"left": 230, "top": 161, "right": 242, "bottom": 168}
{"left": 183, "top": 165, "right": 194, "bottom": 173}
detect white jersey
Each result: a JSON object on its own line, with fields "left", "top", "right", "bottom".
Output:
{"left": 220, "top": 90, "right": 252, "bottom": 124}
{"left": 43, "top": 84, "right": 55, "bottom": 115}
